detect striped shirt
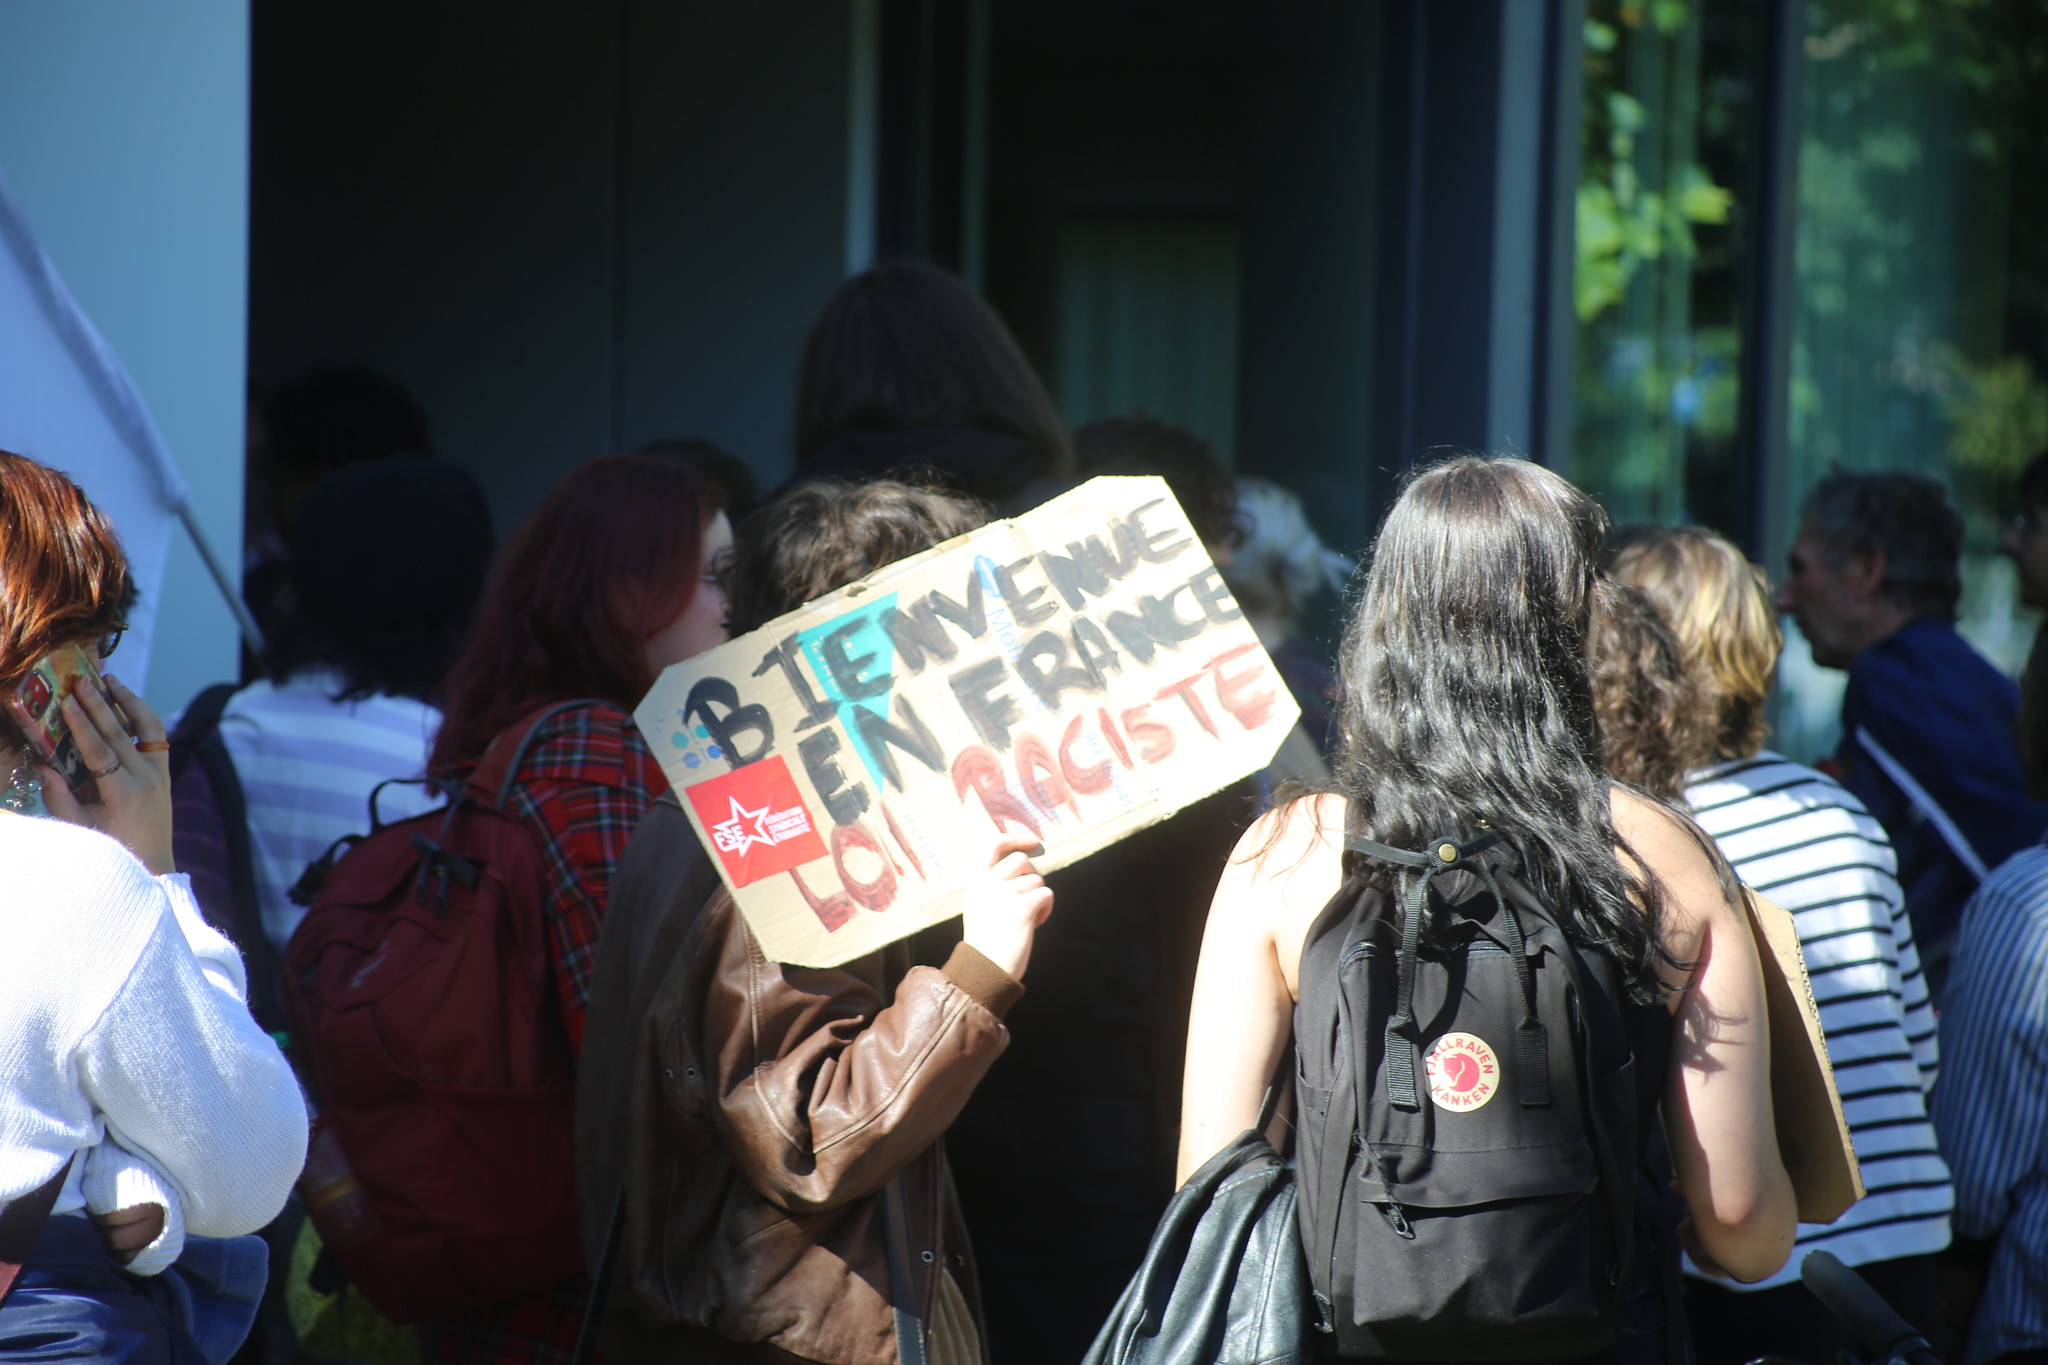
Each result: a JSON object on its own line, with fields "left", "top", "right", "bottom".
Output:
{"left": 1683, "top": 751, "right": 1951, "bottom": 1289}
{"left": 1930, "top": 845, "right": 2048, "bottom": 1365}
{"left": 215, "top": 669, "right": 444, "bottom": 950}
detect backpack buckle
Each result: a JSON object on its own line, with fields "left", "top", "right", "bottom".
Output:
{"left": 290, "top": 835, "right": 363, "bottom": 907}
{"left": 1430, "top": 829, "right": 1501, "bottom": 867}
{"left": 410, "top": 833, "right": 480, "bottom": 913}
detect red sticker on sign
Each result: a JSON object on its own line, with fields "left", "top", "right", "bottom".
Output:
{"left": 1424, "top": 1032, "right": 1500, "bottom": 1112}
{"left": 684, "top": 756, "right": 829, "bottom": 887}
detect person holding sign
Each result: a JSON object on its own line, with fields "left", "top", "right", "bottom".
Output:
{"left": 576, "top": 476, "right": 1056, "bottom": 1365}
{"left": 1178, "top": 458, "right": 1795, "bottom": 1361}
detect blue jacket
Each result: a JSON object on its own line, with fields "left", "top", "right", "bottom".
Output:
{"left": 1837, "top": 618, "right": 2048, "bottom": 958}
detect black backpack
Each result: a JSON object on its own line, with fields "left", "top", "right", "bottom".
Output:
{"left": 168, "top": 681, "right": 287, "bottom": 1038}
{"left": 1292, "top": 830, "right": 1642, "bottom": 1362}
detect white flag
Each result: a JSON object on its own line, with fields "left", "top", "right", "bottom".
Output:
{"left": 0, "top": 166, "right": 192, "bottom": 689}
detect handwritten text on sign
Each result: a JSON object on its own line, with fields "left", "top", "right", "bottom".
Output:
{"left": 635, "top": 477, "right": 1299, "bottom": 967}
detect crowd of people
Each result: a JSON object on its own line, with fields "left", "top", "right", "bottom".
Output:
{"left": 1, "top": 260, "right": 2044, "bottom": 1365}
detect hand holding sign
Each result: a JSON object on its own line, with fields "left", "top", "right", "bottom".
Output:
{"left": 636, "top": 476, "right": 1301, "bottom": 968}
{"left": 963, "top": 830, "right": 1054, "bottom": 980}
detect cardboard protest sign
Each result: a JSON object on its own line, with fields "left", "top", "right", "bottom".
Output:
{"left": 636, "top": 476, "right": 1300, "bottom": 968}
{"left": 1743, "top": 889, "right": 1866, "bottom": 1223}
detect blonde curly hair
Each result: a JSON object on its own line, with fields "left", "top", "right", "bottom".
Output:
{"left": 1609, "top": 525, "right": 1781, "bottom": 764}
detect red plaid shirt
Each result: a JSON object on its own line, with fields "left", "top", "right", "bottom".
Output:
{"left": 417, "top": 702, "right": 667, "bottom": 1365}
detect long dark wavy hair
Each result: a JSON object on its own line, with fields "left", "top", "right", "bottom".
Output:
{"left": 1329, "top": 456, "right": 1675, "bottom": 1000}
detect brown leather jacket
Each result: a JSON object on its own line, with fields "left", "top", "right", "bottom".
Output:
{"left": 576, "top": 795, "right": 1024, "bottom": 1365}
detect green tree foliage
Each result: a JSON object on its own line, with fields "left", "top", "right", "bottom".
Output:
{"left": 1790, "top": 0, "right": 2048, "bottom": 538}
{"left": 1576, "top": 3, "right": 1734, "bottom": 324}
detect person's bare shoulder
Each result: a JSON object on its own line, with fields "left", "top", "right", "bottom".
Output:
{"left": 1217, "top": 793, "right": 1348, "bottom": 992}
{"left": 1610, "top": 787, "right": 1702, "bottom": 865}
{"left": 1226, "top": 792, "right": 1345, "bottom": 886}
{"left": 1609, "top": 787, "right": 1729, "bottom": 978}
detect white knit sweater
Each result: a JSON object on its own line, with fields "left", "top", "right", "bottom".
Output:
{"left": 0, "top": 811, "right": 308, "bottom": 1273}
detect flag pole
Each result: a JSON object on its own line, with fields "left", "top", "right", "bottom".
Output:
{"left": 177, "top": 504, "right": 268, "bottom": 663}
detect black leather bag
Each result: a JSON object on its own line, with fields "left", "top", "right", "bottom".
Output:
{"left": 1081, "top": 1064, "right": 1310, "bottom": 1365}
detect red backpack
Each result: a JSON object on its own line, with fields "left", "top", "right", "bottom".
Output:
{"left": 279, "top": 700, "right": 598, "bottom": 1323}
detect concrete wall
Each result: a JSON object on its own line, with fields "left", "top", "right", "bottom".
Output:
{"left": 249, "top": 1, "right": 856, "bottom": 533}
{"left": 0, "top": 0, "right": 251, "bottom": 714}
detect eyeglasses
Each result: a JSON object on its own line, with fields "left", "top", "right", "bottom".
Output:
{"left": 94, "top": 623, "right": 128, "bottom": 660}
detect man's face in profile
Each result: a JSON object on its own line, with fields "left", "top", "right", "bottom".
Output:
{"left": 1776, "top": 523, "right": 1870, "bottom": 670}
{"left": 2002, "top": 501, "right": 2048, "bottom": 609}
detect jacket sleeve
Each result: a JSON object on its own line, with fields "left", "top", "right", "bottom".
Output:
{"left": 160, "top": 872, "right": 248, "bottom": 1004}
{"left": 696, "top": 892, "right": 1022, "bottom": 1213}
{"left": 1845, "top": 643, "right": 2047, "bottom": 875}
{"left": 75, "top": 905, "right": 308, "bottom": 1238}
{"left": 81, "top": 1137, "right": 186, "bottom": 1276}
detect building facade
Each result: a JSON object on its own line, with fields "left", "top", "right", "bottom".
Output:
{"left": 5, "top": 0, "right": 2042, "bottom": 754}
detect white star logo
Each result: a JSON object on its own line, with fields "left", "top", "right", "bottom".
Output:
{"left": 711, "top": 796, "right": 779, "bottom": 855}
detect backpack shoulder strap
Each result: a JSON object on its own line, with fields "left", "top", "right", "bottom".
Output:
{"left": 169, "top": 683, "right": 284, "bottom": 1035}
{"left": 469, "top": 698, "right": 615, "bottom": 810}
{"left": 571, "top": 1183, "right": 625, "bottom": 1365}
{"left": 883, "top": 1174, "right": 930, "bottom": 1365}
{"left": 1549, "top": 933, "right": 1640, "bottom": 1289}
{"left": 169, "top": 681, "right": 242, "bottom": 780}
{"left": 1294, "top": 833, "right": 1389, "bottom": 1020}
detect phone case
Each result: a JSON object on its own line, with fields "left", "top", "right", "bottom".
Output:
{"left": 6, "top": 644, "right": 115, "bottom": 799}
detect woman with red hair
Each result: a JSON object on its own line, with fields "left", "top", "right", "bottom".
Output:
{"left": 0, "top": 448, "right": 306, "bottom": 1361}
{"left": 416, "top": 453, "right": 728, "bottom": 1365}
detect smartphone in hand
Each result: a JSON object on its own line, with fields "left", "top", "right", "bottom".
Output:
{"left": 6, "top": 644, "right": 120, "bottom": 801}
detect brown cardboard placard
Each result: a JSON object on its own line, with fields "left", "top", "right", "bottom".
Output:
{"left": 1743, "top": 888, "right": 1865, "bottom": 1223}
{"left": 635, "top": 476, "right": 1300, "bottom": 968}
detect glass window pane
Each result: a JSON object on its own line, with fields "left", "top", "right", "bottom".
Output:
{"left": 1569, "top": 0, "right": 1759, "bottom": 538}
{"left": 1776, "top": 0, "right": 2048, "bottom": 761}
{"left": 983, "top": 1, "right": 1383, "bottom": 555}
